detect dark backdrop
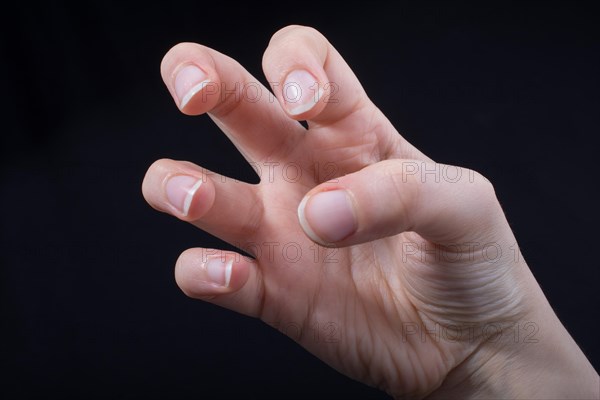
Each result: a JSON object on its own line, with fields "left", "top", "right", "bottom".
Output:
{"left": 1, "top": 2, "right": 598, "bottom": 398}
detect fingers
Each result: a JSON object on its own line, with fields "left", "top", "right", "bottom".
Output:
{"left": 297, "top": 159, "right": 504, "bottom": 247}
{"left": 262, "top": 25, "right": 429, "bottom": 168}
{"left": 263, "top": 25, "right": 370, "bottom": 123}
{"left": 175, "top": 248, "right": 263, "bottom": 318}
{"left": 161, "top": 43, "right": 305, "bottom": 163}
{"left": 262, "top": 26, "right": 333, "bottom": 120}
{"left": 142, "top": 158, "right": 263, "bottom": 245}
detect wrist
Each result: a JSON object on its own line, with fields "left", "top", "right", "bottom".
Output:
{"left": 428, "top": 280, "right": 599, "bottom": 399}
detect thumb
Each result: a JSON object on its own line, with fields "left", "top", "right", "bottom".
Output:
{"left": 297, "top": 159, "right": 503, "bottom": 247}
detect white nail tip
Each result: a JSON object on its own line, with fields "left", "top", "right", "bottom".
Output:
{"left": 182, "top": 180, "right": 202, "bottom": 216}
{"left": 288, "top": 88, "right": 324, "bottom": 116}
{"left": 297, "top": 195, "right": 324, "bottom": 245}
{"left": 224, "top": 259, "right": 233, "bottom": 287}
{"left": 180, "top": 79, "right": 211, "bottom": 109}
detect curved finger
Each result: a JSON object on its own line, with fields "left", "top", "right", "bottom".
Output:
{"left": 142, "top": 158, "right": 263, "bottom": 245}
{"left": 297, "top": 159, "right": 506, "bottom": 247}
{"left": 175, "top": 248, "right": 264, "bottom": 318}
{"left": 161, "top": 42, "right": 305, "bottom": 163}
{"left": 262, "top": 25, "right": 429, "bottom": 163}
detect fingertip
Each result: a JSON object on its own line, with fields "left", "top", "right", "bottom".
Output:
{"left": 297, "top": 188, "right": 358, "bottom": 247}
{"left": 280, "top": 68, "right": 330, "bottom": 119}
{"left": 142, "top": 158, "right": 216, "bottom": 221}
{"left": 297, "top": 194, "right": 328, "bottom": 246}
{"left": 163, "top": 171, "right": 216, "bottom": 221}
{"left": 175, "top": 249, "right": 251, "bottom": 298}
{"left": 262, "top": 26, "right": 331, "bottom": 120}
{"left": 160, "top": 43, "right": 221, "bottom": 115}
{"left": 171, "top": 65, "right": 220, "bottom": 116}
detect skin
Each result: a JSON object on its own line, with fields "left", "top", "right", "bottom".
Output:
{"left": 142, "top": 25, "right": 599, "bottom": 399}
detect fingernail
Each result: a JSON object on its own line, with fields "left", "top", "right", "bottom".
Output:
{"left": 282, "top": 69, "right": 323, "bottom": 115}
{"left": 298, "top": 190, "right": 357, "bottom": 244}
{"left": 174, "top": 64, "right": 210, "bottom": 109}
{"left": 205, "top": 258, "right": 233, "bottom": 287}
{"left": 165, "top": 175, "right": 202, "bottom": 216}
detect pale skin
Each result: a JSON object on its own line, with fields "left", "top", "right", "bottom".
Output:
{"left": 142, "top": 26, "right": 599, "bottom": 399}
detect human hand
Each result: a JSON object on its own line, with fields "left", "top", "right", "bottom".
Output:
{"left": 142, "top": 26, "right": 599, "bottom": 398}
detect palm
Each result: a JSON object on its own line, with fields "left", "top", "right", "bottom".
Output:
{"left": 252, "top": 125, "right": 474, "bottom": 394}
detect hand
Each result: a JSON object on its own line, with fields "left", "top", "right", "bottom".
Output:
{"left": 142, "top": 26, "right": 599, "bottom": 398}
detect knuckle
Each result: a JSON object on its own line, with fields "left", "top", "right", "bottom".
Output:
{"left": 466, "top": 169, "right": 502, "bottom": 222}
{"left": 472, "top": 169, "right": 497, "bottom": 203}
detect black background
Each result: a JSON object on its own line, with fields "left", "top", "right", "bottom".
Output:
{"left": 1, "top": 2, "right": 598, "bottom": 398}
